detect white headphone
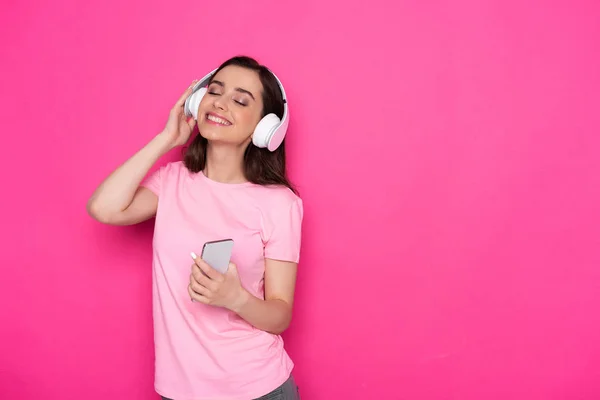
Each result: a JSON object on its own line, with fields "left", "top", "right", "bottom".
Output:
{"left": 184, "top": 67, "right": 289, "bottom": 152}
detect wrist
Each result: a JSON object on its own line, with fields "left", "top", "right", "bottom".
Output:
{"left": 153, "top": 132, "right": 176, "bottom": 152}
{"left": 230, "top": 287, "right": 251, "bottom": 314}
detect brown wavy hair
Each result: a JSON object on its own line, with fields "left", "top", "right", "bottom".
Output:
{"left": 183, "top": 56, "right": 296, "bottom": 194}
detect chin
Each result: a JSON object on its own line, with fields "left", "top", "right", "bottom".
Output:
{"left": 199, "top": 131, "right": 235, "bottom": 146}
{"left": 199, "top": 124, "right": 225, "bottom": 140}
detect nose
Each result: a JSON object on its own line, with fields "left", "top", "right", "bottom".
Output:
{"left": 213, "top": 94, "right": 227, "bottom": 111}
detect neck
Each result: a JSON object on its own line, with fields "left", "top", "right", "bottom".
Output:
{"left": 203, "top": 143, "right": 248, "bottom": 184}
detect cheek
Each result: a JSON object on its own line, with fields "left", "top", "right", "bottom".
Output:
{"left": 235, "top": 110, "right": 261, "bottom": 131}
{"left": 197, "top": 98, "right": 210, "bottom": 115}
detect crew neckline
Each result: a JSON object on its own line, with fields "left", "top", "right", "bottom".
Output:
{"left": 195, "top": 170, "right": 255, "bottom": 188}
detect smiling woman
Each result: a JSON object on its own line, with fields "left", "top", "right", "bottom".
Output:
{"left": 184, "top": 56, "right": 296, "bottom": 192}
{"left": 86, "top": 55, "right": 303, "bottom": 400}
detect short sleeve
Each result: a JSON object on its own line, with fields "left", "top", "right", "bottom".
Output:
{"left": 141, "top": 164, "right": 165, "bottom": 196}
{"left": 264, "top": 197, "right": 304, "bottom": 263}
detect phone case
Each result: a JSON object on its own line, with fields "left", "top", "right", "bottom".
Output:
{"left": 201, "top": 239, "right": 234, "bottom": 274}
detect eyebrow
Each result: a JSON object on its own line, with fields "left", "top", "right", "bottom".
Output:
{"left": 210, "top": 80, "right": 256, "bottom": 100}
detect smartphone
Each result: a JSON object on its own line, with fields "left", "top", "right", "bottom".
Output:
{"left": 201, "top": 239, "right": 234, "bottom": 274}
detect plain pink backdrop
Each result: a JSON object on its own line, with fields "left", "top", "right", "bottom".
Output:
{"left": 1, "top": 0, "right": 599, "bottom": 399}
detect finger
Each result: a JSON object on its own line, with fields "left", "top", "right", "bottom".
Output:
{"left": 226, "top": 262, "right": 237, "bottom": 273}
{"left": 198, "top": 258, "right": 224, "bottom": 282}
{"left": 191, "top": 264, "right": 215, "bottom": 290}
{"left": 189, "top": 274, "right": 210, "bottom": 297}
{"left": 190, "top": 254, "right": 209, "bottom": 278}
{"left": 191, "top": 252, "right": 223, "bottom": 281}
{"left": 175, "top": 79, "right": 199, "bottom": 107}
{"left": 187, "top": 116, "right": 197, "bottom": 130}
{"left": 188, "top": 284, "right": 210, "bottom": 304}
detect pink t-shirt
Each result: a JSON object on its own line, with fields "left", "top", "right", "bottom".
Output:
{"left": 141, "top": 161, "right": 303, "bottom": 400}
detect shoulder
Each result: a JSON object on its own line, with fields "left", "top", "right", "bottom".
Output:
{"left": 252, "top": 185, "right": 304, "bottom": 241}
{"left": 152, "top": 160, "right": 194, "bottom": 181}
{"left": 252, "top": 184, "right": 303, "bottom": 213}
{"left": 142, "top": 161, "right": 194, "bottom": 194}
{"left": 255, "top": 185, "right": 304, "bottom": 256}
{"left": 160, "top": 160, "right": 187, "bottom": 174}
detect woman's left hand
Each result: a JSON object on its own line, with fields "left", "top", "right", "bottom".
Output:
{"left": 188, "top": 254, "right": 248, "bottom": 312}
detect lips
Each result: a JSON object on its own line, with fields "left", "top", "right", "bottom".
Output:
{"left": 206, "top": 112, "right": 232, "bottom": 126}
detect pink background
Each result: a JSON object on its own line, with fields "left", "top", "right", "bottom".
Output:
{"left": 1, "top": 0, "right": 599, "bottom": 399}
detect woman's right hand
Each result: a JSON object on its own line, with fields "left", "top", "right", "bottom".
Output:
{"left": 159, "top": 80, "right": 199, "bottom": 149}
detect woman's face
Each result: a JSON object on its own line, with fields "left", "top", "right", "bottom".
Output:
{"left": 196, "top": 65, "right": 264, "bottom": 147}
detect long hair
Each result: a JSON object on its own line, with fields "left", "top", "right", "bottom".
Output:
{"left": 183, "top": 56, "right": 296, "bottom": 194}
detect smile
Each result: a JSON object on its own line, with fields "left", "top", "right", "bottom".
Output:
{"left": 206, "top": 113, "right": 232, "bottom": 126}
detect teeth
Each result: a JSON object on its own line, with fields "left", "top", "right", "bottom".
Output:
{"left": 207, "top": 114, "right": 231, "bottom": 125}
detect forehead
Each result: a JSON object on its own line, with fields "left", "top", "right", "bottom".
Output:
{"left": 211, "top": 65, "right": 263, "bottom": 95}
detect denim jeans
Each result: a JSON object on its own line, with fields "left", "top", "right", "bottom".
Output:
{"left": 160, "top": 374, "right": 300, "bottom": 400}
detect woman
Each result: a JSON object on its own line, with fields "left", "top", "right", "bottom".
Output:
{"left": 87, "top": 56, "right": 303, "bottom": 400}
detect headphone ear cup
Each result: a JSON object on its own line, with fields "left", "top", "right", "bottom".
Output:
{"left": 184, "top": 87, "right": 207, "bottom": 120}
{"left": 253, "top": 113, "right": 281, "bottom": 149}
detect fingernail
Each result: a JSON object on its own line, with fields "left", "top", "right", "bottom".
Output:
{"left": 191, "top": 252, "right": 197, "bottom": 260}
